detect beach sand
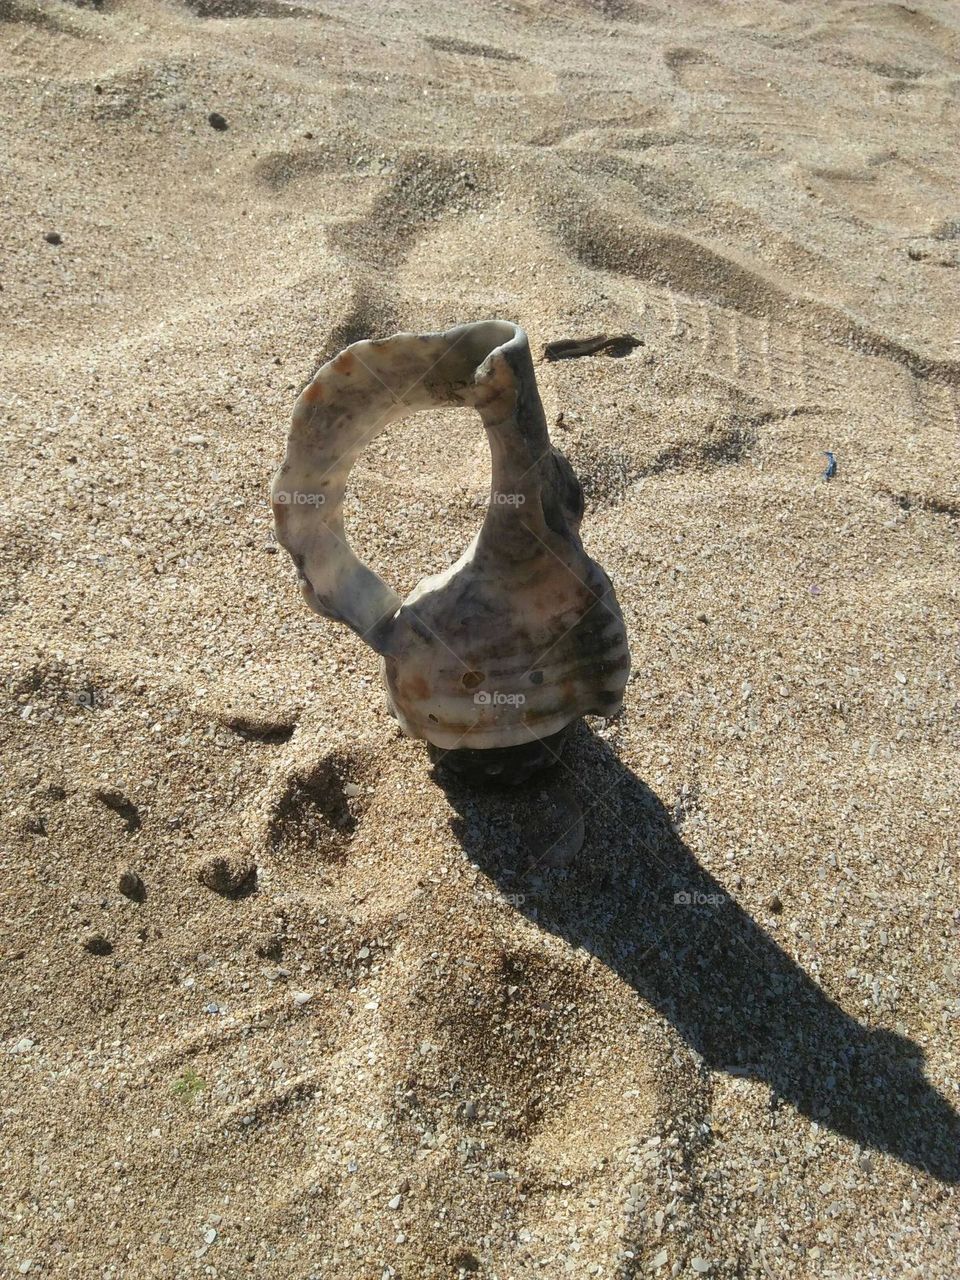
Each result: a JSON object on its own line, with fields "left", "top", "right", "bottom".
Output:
{"left": 1, "top": 1, "right": 959, "bottom": 1276}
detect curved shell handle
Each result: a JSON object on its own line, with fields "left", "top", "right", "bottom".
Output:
{"left": 271, "top": 320, "right": 553, "bottom": 653}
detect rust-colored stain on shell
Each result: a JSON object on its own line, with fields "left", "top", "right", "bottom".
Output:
{"left": 333, "top": 350, "right": 356, "bottom": 375}
{"left": 403, "top": 674, "right": 431, "bottom": 702}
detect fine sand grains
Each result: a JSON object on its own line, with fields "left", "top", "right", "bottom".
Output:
{"left": 1, "top": 1, "right": 959, "bottom": 1277}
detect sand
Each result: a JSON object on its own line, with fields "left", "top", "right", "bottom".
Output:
{"left": 1, "top": 0, "right": 959, "bottom": 1276}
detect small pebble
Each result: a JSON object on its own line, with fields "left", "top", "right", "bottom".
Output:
{"left": 292, "top": 990, "right": 313, "bottom": 1007}
{"left": 118, "top": 867, "right": 145, "bottom": 901}
{"left": 387, "top": 1193, "right": 402, "bottom": 1210}
{"left": 691, "top": 1261, "right": 712, "bottom": 1274}
{"left": 12, "top": 1036, "right": 34, "bottom": 1054}
{"left": 208, "top": 111, "right": 229, "bottom": 131}
{"left": 343, "top": 782, "right": 361, "bottom": 798}
{"left": 765, "top": 892, "right": 783, "bottom": 914}
{"left": 82, "top": 932, "right": 113, "bottom": 956}
{"left": 203, "top": 1227, "right": 217, "bottom": 1245}
{"left": 44, "top": 232, "right": 62, "bottom": 245}
{"left": 651, "top": 1249, "right": 668, "bottom": 1269}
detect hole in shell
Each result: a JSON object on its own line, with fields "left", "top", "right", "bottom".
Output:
{"left": 343, "top": 406, "right": 491, "bottom": 591}
{"left": 461, "top": 670, "right": 486, "bottom": 690}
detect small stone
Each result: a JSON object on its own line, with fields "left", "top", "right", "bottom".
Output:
{"left": 765, "top": 893, "right": 783, "bottom": 914}
{"left": 387, "top": 1193, "right": 402, "bottom": 1210}
{"left": 195, "top": 853, "right": 257, "bottom": 898}
{"left": 12, "top": 1036, "right": 34, "bottom": 1054}
{"left": 204, "top": 1002, "right": 220, "bottom": 1015}
{"left": 44, "top": 232, "right": 62, "bottom": 245}
{"left": 203, "top": 1228, "right": 217, "bottom": 1245}
{"left": 19, "top": 1262, "right": 33, "bottom": 1275}
{"left": 691, "top": 1261, "right": 711, "bottom": 1274}
{"left": 82, "top": 932, "right": 112, "bottom": 956}
{"left": 292, "top": 990, "right": 313, "bottom": 1007}
{"left": 463, "top": 1100, "right": 478, "bottom": 1121}
{"left": 357, "top": 946, "right": 371, "bottom": 960}
{"left": 118, "top": 867, "right": 146, "bottom": 902}
{"left": 343, "top": 782, "right": 361, "bottom": 798}
{"left": 894, "top": 671, "right": 907, "bottom": 685}
{"left": 208, "top": 111, "right": 229, "bottom": 131}
{"left": 651, "top": 1249, "right": 668, "bottom": 1270}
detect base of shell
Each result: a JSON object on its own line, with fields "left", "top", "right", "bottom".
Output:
{"left": 426, "top": 722, "right": 576, "bottom": 786}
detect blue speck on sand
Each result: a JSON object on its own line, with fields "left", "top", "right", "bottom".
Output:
{"left": 822, "top": 451, "right": 837, "bottom": 480}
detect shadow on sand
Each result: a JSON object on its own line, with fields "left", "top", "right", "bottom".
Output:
{"left": 435, "top": 724, "right": 960, "bottom": 1183}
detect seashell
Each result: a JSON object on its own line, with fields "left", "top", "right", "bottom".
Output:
{"left": 271, "top": 320, "right": 630, "bottom": 781}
